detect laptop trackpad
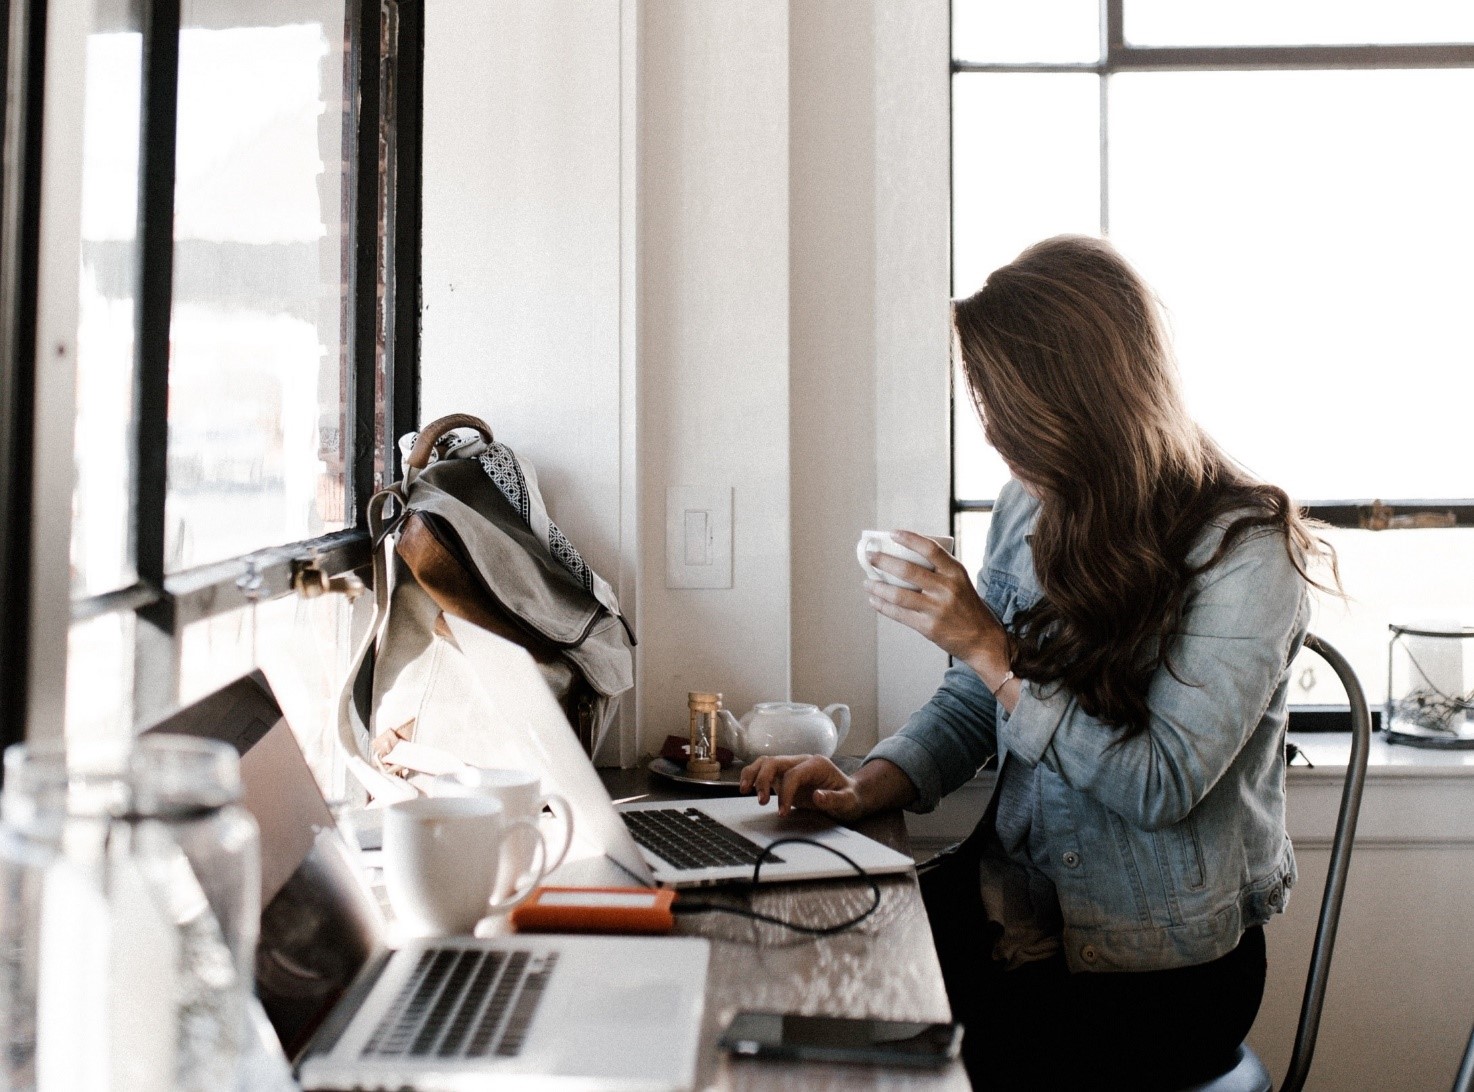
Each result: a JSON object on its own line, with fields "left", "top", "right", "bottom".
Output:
{"left": 737, "top": 809, "right": 842, "bottom": 838}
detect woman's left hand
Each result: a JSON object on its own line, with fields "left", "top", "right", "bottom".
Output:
{"left": 864, "top": 531, "right": 1010, "bottom": 675}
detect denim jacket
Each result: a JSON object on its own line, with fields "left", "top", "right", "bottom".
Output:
{"left": 869, "top": 479, "right": 1308, "bottom": 973}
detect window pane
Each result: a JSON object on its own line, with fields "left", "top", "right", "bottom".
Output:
{"left": 1292, "top": 527, "right": 1474, "bottom": 709}
{"left": 1109, "top": 69, "right": 1474, "bottom": 501}
{"left": 71, "top": 9, "right": 142, "bottom": 598}
{"left": 255, "top": 592, "right": 356, "bottom": 800}
{"left": 1126, "top": 0, "right": 1474, "bottom": 47}
{"left": 179, "top": 604, "right": 256, "bottom": 707}
{"left": 952, "top": 73, "right": 1098, "bottom": 502}
{"left": 954, "top": 360, "right": 1011, "bottom": 504}
{"left": 953, "top": 0, "right": 1101, "bottom": 65}
{"left": 952, "top": 74, "right": 1101, "bottom": 297}
{"left": 165, "top": 2, "right": 349, "bottom": 572}
{"left": 180, "top": 592, "right": 355, "bottom": 798}
{"left": 65, "top": 612, "right": 136, "bottom": 742}
{"left": 955, "top": 511, "right": 994, "bottom": 584}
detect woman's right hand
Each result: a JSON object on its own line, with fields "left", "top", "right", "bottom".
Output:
{"left": 739, "top": 755, "right": 866, "bottom": 821}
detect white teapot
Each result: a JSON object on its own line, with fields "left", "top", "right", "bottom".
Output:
{"left": 720, "top": 701, "right": 851, "bottom": 760}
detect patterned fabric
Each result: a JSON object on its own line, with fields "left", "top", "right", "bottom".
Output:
{"left": 547, "top": 525, "right": 593, "bottom": 595}
{"left": 479, "top": 443, "right": 533, "bottom": 525}
{"left": 479, "top": 444, "right": 595, "bottom": 595}
{"left": 399, "top": 428, "right": 611, "bottom": 607}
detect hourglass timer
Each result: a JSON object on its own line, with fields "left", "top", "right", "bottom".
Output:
{"left": 686, "top": 691, "right": 724, "bottom": 780}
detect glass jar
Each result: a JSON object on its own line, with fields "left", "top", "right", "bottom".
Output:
{"left": 0, "top": 734, "right": 260, "bottom": 1091}
{"left": 1385, "top": 622, "right": 1474, "bottom": 748}
{"left": 0, "top": 741, "right": 64, "bottom": 1091}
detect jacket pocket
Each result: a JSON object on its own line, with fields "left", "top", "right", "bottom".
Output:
{"left": 1168, "top": 815, "right": 1208, "bottom": 892}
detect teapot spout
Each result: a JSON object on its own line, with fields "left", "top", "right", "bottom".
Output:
{"left": 717, "top": 708, "right": 745, "bottom": 756}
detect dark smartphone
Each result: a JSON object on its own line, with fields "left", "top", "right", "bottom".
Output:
{"left": 718, "top": 1011, "right": 962, "bottom": 1067}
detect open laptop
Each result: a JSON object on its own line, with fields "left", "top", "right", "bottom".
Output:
{"left": 437, "top": 615, "right": 916, "bottom": 889}
{"left": 146, "top": 672, "right": 710, "bottom": 1092}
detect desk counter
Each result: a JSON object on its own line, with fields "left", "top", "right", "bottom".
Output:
{"left": 594, "top": 768, "right": 969, "bottom": 1092}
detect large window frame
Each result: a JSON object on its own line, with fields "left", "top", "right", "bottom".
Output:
{"left": 950, "top": 0, "right": 1474, "bottom": 533}
{"left": 0, "top": 0, "right": 423, "bottom": 754}
{"left": 0, "top": 0, "right": 49, "bottom": 755}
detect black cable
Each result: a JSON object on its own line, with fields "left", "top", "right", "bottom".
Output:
{"left": 671, "top": 837, "right": 883, "bottom": 937}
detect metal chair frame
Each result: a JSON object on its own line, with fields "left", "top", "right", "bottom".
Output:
{"left": 1453, "top": 1021, "right": 1474, "bottom": 1092}
{"left": 1276, "top": 633, "right": 1372, "bottom": 1092}
{"left": 1184, "top": 633, "right": 1371, "bottom": 1092}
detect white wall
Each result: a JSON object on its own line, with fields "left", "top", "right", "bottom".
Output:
{"left": 871, "top": 1, "right": 953, "bottom": 740}
{"left": 420, "top": 0, "right": 623, "bottom": 604}
{"left": 421, "top": 0, "right": 952, "bottom": 761}
{"left": 788, "top": 1, "right": 877, "bottom": 743}
{"left": 635, "top": 0, "right": 795, "bottom": 749}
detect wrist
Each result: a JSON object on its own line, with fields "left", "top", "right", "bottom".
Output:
{"left": 963, "top": 638, "right": 1012, "bottom": 691}
{"left": 852, "top": 758, "right": 918, "bottom": 814}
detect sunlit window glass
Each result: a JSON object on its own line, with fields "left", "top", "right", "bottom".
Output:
{"left": 165, "top": 1, "right": 349, "bottom": 572}
{"left": 1126, "top": 0, "right": 1474, "bottom": 48}
{"left": 950, "top": 3, "right": 1474, "bottom": 701}
{"left": 178, "top": 592, "right": 353, "bottom": 796}
{"left": 1109, "top": 69, "right": 1474, "bottom": 501}
{"left": 952, "top": 74, "right": 1100, "bottom": 297}
{"left": 1295, "top": 527, "right": 1474, "bottom": 707}
{"left": 952, "top": 72, "right": 1099, "bottom": 502}
{"left": 953, "top": 0, "right": 1100, "bottom": 64}
{"left": 64, "top": 612, "right": 135, "bottom": 742}
{"left": 71, "top": 6, "right": 142, "bottom": 598}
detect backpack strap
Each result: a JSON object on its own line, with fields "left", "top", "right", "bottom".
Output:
{"left": 403, "top": 413, "right": 494, "bottom": 488}
{"left": 335, "top": 486, "right": 419, "bottom": 804}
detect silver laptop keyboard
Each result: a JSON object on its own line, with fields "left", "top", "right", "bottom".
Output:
{"left": 361, "top": 947, "right": 559, "bottom": 1060}
{"left": 621, "top": 807, "right": 785, "bottom": 870}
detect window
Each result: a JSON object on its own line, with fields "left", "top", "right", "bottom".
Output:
{"left": 951, "top": 1, "right": 1474, "bottom": 710}
{"left": 2, "top": 0, "right": 422, "bottom": 791}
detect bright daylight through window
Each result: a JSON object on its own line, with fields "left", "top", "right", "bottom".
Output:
{"left": 61, "top": 0, "right": 420, "bottom": 790}
{"left": 951, "top": 0, "right": 1474, "bottom": 709}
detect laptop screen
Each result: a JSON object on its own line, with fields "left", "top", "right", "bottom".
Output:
{"left": 144, "top": 671, "right": 386, "bottom": 1056}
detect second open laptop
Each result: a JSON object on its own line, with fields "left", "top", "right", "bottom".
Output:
{"left": 146, "top": 671, "right": 710, "bottom": 1092}
{"left": 440, "top": 615, "right": 916, "bottom": 889}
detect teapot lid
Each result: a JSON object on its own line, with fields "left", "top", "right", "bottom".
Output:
{"left": 752, "top": 701, "right": 818, "bottom": 713}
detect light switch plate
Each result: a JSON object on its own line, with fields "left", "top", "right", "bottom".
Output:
{"left": 666, "top": 486, "right": 732, "bottom": 589}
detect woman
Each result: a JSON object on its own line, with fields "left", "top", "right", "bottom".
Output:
{"left": 741, "top": 235, "right": 1336, "bottom": 1090}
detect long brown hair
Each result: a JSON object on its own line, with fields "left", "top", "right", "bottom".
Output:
{"left": 953, "top": 235, "right": 1335, "bottom": 734}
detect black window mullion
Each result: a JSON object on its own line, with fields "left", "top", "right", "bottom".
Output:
{"left": 1110, "top": 42, "right": 1474, "bottom": 72}
{"left": 389, "top": 0, "right": 423, "bottom": 460}
{"left": 131, "top": 0, "right": 183, "bottom": 720}
{"left": 0, "top": 0, "right": 49, "bottom": 760}
{"left": 954, "top": 498, "right": 1474, "bottom": 530}
{"left": 1099, "top": 0, "right": 1119, "bottom": 237}
{"left": 347, "top": 0, "right": 384, "bottom": 522}
{"left": 1104, "top": 0, "right": 1123, "bottom": 59}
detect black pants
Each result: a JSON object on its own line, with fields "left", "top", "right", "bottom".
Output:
{"left": 920, "top": 842, "right": 1267, "bottom": 1091}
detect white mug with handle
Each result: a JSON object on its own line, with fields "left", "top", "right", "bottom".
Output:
{"left": 429, "top": 767, "right": 575, "bottom": 899}
{"left": 382, "top": 795, "right": 549, "bottom": 937}
{"left": 856, "top": 529, "right": 956, "bottom": 591}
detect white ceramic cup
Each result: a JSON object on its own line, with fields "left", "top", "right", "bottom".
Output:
{"left": 382, "top": 795, "right": 548, "bottom": 936}
{"left": 856, "top": 530, "right": 956, "bottom": 591}
{"left": 428, "top": 767, "right": 574, "bottom": 900}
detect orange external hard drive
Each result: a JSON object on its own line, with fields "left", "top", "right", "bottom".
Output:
{"left": 509, "top": 886, "right": 677, "bottom": 935}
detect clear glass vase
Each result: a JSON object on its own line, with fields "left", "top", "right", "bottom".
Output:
{"left": 0, "top": 734, "right": 260, "bottom": 1091}
{"left": 1385, "top": 622, "right": 1474, "bottom": 748}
